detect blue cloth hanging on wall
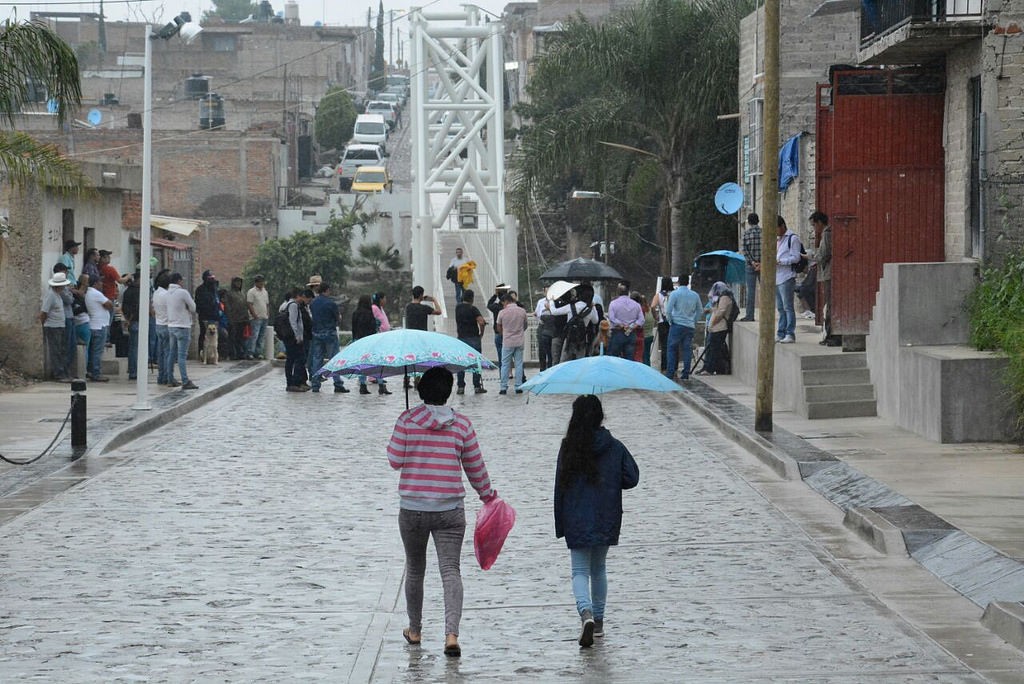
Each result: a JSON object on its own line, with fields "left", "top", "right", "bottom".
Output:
{"left": 778, "top": 133, "right": 801, "bottom": 191}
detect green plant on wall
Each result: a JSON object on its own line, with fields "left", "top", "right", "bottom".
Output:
{"left": 967, "top": 250, "right": 1024, "bottom": 435}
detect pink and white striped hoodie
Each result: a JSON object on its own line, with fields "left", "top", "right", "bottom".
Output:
{"left": 387, "top": 403, "right": 493, "bottom": 511}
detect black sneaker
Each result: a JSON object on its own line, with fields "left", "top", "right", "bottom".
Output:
{"left": 456, "top": 387, "right": 465, "bottom": 395}
{"left": 593, "top": 619, "right": 604, "bottom": 637}
{"left": 379, "top": 386, "right": 392, "bottom": 395}
{"left": 359, "top": 385, "right": 371, "bottom": 394}
{"left": 335, "top": 385, "right": 350, "bottom": 394}
{"left": 499, "top": 389, "right": 507, "bottom": 395}
{"left": 579, "top": 611, "right": 595, "bottom": 648}
{"left": 474, "top": 387, "right": 488, "bottom": 394}
{"left": 181, "top": 381, "right": 199, "bottom": 390}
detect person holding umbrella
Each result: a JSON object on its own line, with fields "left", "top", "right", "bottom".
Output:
{"left": 387, "top": 367, "right": 498, "bottom": 658}
{"left": 554, "top": 394, "right": 640, "bottom": 647}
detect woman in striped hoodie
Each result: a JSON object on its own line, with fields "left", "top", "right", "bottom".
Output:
{"left": 387, "top": 367, "right": 497, "bottom": 657}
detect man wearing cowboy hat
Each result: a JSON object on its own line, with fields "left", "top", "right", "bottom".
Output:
{"left": 40, "top": 272, "right": 72, "bottom": 382}
{"left": 307, "top": 274, "right": 323, "bottom": 294}
{"left": 487, "top": 282, "right": 512, "bottom": 364}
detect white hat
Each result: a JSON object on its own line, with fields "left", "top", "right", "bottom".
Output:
{"left": 48, "top": 272, "right": 70, "bottom": 287}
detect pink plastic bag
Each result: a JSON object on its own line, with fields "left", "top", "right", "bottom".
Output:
{"left": 474, "top": 496, "right": 516, "bottom": 570}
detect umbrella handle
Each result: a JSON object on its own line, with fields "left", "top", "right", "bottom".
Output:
{"left": 404, "top": 367, "right": 410, "bottom": 410}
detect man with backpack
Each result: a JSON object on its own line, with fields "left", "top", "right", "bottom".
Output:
{"left": 277, "top": 289, "right": 314, "bottom": 392}
{"left": 775, "top": 215, "right": 804, "bottom": 344}
{"left": 550, "top": 292, "right": 598, "bottom": 362}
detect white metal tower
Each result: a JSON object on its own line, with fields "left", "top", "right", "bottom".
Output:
{"left": 408, "top": 6, "right": 516, "bottom": 310}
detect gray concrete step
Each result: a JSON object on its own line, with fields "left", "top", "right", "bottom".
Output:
{"left": 803, "top": 367, "right": 872, "bottom": 386}
{"left": 799, "top": 351, "right": 868, "bottom": 371}
{"left": 806, "top": 399, "right": 878, "bottom": 419}
{"left": 805, "top": 383, "right": 876, "bottom": 403}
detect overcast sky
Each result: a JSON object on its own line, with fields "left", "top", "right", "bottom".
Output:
{"left": 7, "top": 1, "right": 511, "bottom": 29}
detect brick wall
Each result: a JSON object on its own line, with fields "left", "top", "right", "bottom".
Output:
{"left": 192, "top": 223, "right": 267, "bottom": 290}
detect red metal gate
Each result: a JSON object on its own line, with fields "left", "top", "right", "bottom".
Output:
{"left": 816, "top": 69, "right": 946, "bottom": 336}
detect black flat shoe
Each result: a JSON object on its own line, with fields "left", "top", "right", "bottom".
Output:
{"left": 379, "top": 386, "right": 392, "bottom": 395}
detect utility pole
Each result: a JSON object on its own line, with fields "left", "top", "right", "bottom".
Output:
{"left": 755, "top": 0, "right": 781, "bottom": 432}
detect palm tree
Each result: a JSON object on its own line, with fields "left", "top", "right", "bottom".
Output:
{"left": 0, "top": 19, "right": 89, "bottom": 193}
{"left": 511, "top": 0, "right": 753, "bottom": 274}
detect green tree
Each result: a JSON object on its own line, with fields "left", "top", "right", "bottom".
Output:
{"left": 369, "top": 0, "right": 386, "bottom": 93}
{"left": 0, "top": 20, "right": 89, "bottom": 194}
{"left": 511, "top": 0, "right": 752, "bottom": 274}
{"left": 243, "top": 203, "right": 376, "bottom": 306}
{"left": 315, "top": 87, "right": 358, "bottom": 152}
{"left": 203, "top": 0, "right": 257, "bottom": 23}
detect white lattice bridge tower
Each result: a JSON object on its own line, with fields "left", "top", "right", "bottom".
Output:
{"left": 409, "top": 5, "right": 517, "bottom": 319}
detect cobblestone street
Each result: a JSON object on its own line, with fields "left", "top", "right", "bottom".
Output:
{"left": 1, "top": 372, "right": 1019, "bottom": 681}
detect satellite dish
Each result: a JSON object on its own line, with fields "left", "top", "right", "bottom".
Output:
{"left": 714, "top": 182, "right": 744, "bottom": 215}
{"left": 46, "top": 99, "right": 59, "bottom": 115}
{"left": 87, "top": 109, "right": 102, "bottom": 126}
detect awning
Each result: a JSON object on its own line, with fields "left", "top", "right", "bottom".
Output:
{"left": 151, "top": 215, "right": 209, "bottom": 236}
{"left": 150, "top": 237, "right": 190, "bottom": 250}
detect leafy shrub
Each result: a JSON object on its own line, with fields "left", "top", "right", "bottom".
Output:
{"left": 968, "top": 251, "right": 1024, "bottom": 433}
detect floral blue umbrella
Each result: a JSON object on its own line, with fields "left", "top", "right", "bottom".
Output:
{"left": 316, "top": 329, "right": 497, "bottom": 408}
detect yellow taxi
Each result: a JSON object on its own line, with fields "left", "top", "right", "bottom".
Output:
{"left": 350, "top": 166, "right": 392, "bottom": 194}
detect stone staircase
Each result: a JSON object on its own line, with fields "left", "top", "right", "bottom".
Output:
{"left": 800, "top": 351, "right": 877, "bottom": 419}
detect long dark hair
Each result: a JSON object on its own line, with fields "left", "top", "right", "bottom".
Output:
{"left": 557, "top": 394, "right": 604, "bottom": 488}
{"left": 356, "top": 294, "right": 372, "bottom": 311}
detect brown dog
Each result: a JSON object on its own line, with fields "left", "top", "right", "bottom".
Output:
{"left": 201, "top": 323, "right": 219, "bottom": 365}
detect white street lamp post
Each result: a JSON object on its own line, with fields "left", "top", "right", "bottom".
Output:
{"left": 134, "top": 13, "right": 202, "bottom": 410}
{"left": 570, "top": 190, "right": 609, "bottom": 263}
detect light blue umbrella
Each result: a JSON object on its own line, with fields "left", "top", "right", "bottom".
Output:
{"left": 520, "top": 356, "right": 682, "bottom": 396}
{"left": 694, "top": 250, "right": 746, "bottom": 284}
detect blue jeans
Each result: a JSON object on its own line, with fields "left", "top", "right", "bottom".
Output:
{"left": 745, "top": 267, "right": 759, "bottom": 319}
{"left": 499, "top": 345, "right": 523, "bottom": 391}
{"left": 127, "top": 322, "right": 139, "bottom": 378}
{"left": 493, "top": 332, "right": 503, "bottom": 368}
{"left": 247, "top": 318, "right": 268, "bottom": 357}
{"left": 664, "top": 324, "right": 695, "bottom": 380}
{"left": 454, "top": 282, "right": 464, "bottom": 303}
{"left": 308, "top": 332, "right": 343, "bottom": 390}
{"left": 775, "top": 277, "right": 797, "bottom": 339}
{"left": 607, "top": 330, "right": 636, "bottom": 359}
{"left": 155, "top": 325, "right": 172, "bottom": 383}
{"left": 570, "top": 546, "right": 609, "bottom": 619}
{"left": 457, "top": 336, "right": 484, "bottom": 389}
{"left": 87, "top": 326, "right": 107, "bottom": 378}
{"left": 168, "top": 326, "right": 191, "bottom": 384}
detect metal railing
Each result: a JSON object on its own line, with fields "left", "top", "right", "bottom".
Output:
{"left": 861, "top": 0, "right": 984, "bottom": 44}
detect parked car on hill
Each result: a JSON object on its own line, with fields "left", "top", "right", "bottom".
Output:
{"left": 336, "top": 144, "right": 384, "bottom": 191}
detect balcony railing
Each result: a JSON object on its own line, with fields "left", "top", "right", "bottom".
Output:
{"left": 861, "top": 0, "right": 984, "bottom": 45}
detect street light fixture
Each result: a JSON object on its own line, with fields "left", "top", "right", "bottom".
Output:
{"left": 135, "top": 12, "right": 202, "bottom": 410}
{"left": 570, "top": 190, "right": 610, "bottom": 263}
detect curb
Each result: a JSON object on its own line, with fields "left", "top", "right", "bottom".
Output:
{"left": 671, "top": 378, "right": 1024, "bottom": 650}
{"left": 96, "top": 362, "right": 273, "bottom": 456}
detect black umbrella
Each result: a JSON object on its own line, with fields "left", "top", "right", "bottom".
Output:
{"left": 539, "top": 258, "right": 624, "bottom": 282}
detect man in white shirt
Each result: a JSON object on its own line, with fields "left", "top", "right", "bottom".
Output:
{"left": 152, "top": 271, "right": 173, "bottom": 385}
{"left": 775, "top": 215, "right": 803, "bottom": 344}
{"left": 166, "top": 272, "right": 198, "bottom": 390}
{"left": 448, "top": 247, "right": 469, "bottom": 303}
{"left": 246, "top": 274, "right": 270, "bottom": 359}
{"left": 84, "top": 281, "right": 113, "bottom": 381}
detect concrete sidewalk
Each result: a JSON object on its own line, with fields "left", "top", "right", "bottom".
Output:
{"left": 683, "top": 371, "right": 1024, "bottom": 646}
{"left": 0, "top": 359, "right": 272, "bottom": 522}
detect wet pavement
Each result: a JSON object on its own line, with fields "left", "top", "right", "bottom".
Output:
{"left": 3, "top": 370, "right": 1024, "bottom": 681}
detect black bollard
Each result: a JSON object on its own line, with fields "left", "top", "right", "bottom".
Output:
{"left": 71, "top": 379, "right": 87, "bottom": 448}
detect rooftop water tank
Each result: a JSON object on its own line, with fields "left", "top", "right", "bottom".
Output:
{"left": 199, "top": 94, "right": 225, "bottom": 130}
{"left": 184, "top": 74, "right": 210, "bottom": 101}
{"left": 284, "top": 0, "right": 299, "bottom": 24}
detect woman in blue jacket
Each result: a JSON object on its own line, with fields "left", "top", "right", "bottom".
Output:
{"left": 554, "top": 394, "right": 640, "bottom": 648}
